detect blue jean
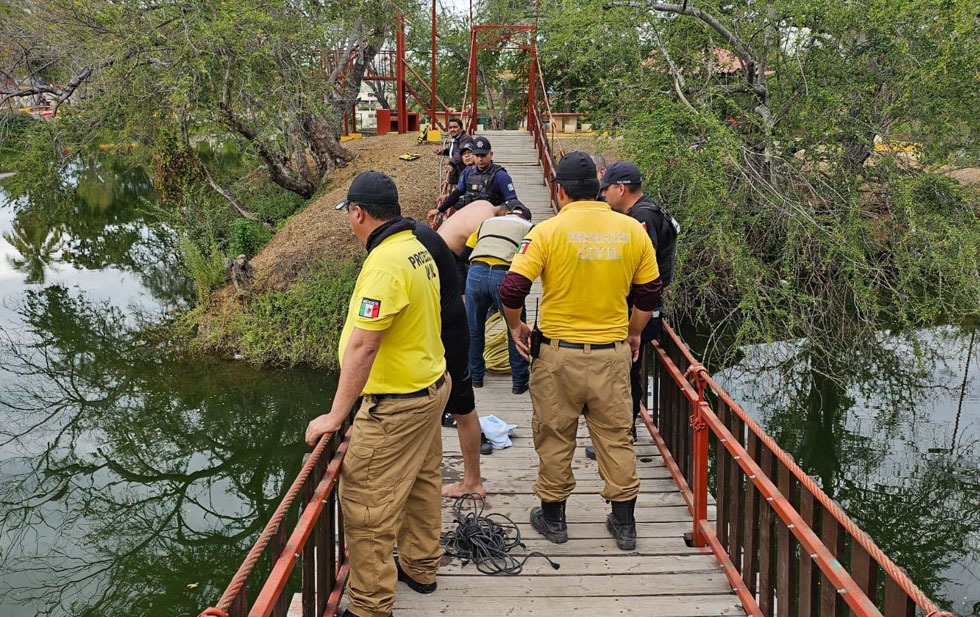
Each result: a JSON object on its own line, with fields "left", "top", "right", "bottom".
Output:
{"left": 465, "top": 263, "right": 530, "bottom": 387}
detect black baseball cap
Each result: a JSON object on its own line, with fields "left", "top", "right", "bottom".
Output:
{"left": 599, "top": 161, "right": 642, "bottom": 190}
{"left": 505, "top": 199, "right": 532, "bottom": 221}
{"left": 458, "top": 139, "right": 475, "bottom": 153}
{"left": 335, "top": 171, "right": 399, "bottom": 210}
{"left": 555, "top": 151, "right": 597, "bottom": 182}
{"left": 471, "top": 137, "right": 492, "bottom": 155}
{"left": 510, "top": 204, "right": 532, "bottom": 221}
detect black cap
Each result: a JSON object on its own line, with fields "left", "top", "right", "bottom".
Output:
{"left": 555, "top": 151, "right": 597, "bottom": 182}
{"left": 458, "top": 138, "right": 475, "bottom": 153}
{"left": 471, "top": 137, "right": 492, "bottom": 155}
{"left": 599, "top": 161, "right": 642, "bottom": 190}
{"left": 335, "top": 171, "right": 399, "bottom": 210}
{"left": 504, "top": 199, "right": 532, "bottom": 221}
{"left": 510, "top": 204, "right": 532, "bottom": 221}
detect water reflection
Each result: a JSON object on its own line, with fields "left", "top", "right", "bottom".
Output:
{"left": 0, "top": 287, "right": 336, "bottom": 617}
{"left": 0, "top": 153, "right": 191, "bottom": 308}
{"left": 713, "top": 329, "right": 980, "bottom": 616}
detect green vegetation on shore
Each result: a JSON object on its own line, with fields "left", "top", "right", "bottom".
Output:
{"left": 191, "top": 259, "right": 360, "bottom": 370}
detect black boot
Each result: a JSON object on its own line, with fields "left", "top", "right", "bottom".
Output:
{"left": 395, "top": 556, "right": 436, "bottom": 594}
{"left": 606, "top": 498, "right": 637, "bottom": 550}
{"left": 530, "top": 500, "right": 568, "bottom": 544}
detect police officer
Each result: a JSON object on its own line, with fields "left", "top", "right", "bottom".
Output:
{"left": 601, "top": 160, "right": 679, "bottom": 429}
{"left": 459, "top": 203, "right": 534, "bottom": 394}
{"left": 430, "top": 137, "right": 520, "bottom": 217}
{"left": 498, "top": 152, "right": 663, "bottom": 551}
{"left": 585, "top": 160, "right": 679, "bottom": 460}
{"left": 306, "top": 171, "right": 450, "bottom": 617}
{"left": 434, "top": 117, "right": 470, "bottom": 186}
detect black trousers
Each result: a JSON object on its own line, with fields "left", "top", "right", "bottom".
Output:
{"left": 630, "top": 314, "right": 664, "bottom": 424}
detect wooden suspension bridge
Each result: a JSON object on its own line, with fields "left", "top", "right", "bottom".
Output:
{"left": 197, "top": 16, "right": 956, "bottom": 617}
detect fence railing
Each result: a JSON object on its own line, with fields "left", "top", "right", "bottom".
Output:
{"left": 643, "top": 323, "right": 955, "bottom": 617}
{"left": 527, "top": 56, "right": 559, "bottom": 213}
{"left": 198, "top": 423, "right": 351, "bottom": 617}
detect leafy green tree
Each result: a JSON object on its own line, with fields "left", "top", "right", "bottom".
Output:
{"left": 1, "top": 0, "right": 415, "bottom": 206}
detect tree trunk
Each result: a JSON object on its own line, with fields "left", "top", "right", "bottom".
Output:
{"left": 367, "top": 80, "right": 390, "bottom": 109}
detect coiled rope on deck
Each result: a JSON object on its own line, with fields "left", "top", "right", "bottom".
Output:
{"left": 442, "top": 494, "right": 560, "bottom": 575}
{"left": 483, "top": 311, "right": 511, "bottom": 373}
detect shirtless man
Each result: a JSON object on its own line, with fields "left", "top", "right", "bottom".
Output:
{"left": 434, "top": 200, "right": 506, "bottom": 253}
{"left": 433, "top": 200, "right": 507, "bottom": 300}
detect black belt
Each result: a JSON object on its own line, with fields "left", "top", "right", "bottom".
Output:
{"left": 539, "top": 336, "right": 619, "bottom": 350}
{"left": 372, "top": 375, "right": 446, "bottom": 400}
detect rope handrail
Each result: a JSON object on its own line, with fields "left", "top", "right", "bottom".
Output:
{"left": 197, "top": 432, "right": 334, "bottom": 617}
{"left": 533, "top": 56, "right": 563, "bottom": 157}
{"left": 658, "top": 323, "right": 955, "bottom": 617}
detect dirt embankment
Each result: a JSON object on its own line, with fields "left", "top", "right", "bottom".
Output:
{"left": 248, "top": 133, "right": 446, "bottom": 292}
{"left": 246, "top": 132, "right": 623, "bottom": 292}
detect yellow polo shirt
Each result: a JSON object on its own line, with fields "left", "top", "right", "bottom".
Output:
{"left": 339, "top": 229, "right": 446, "bottom": 394}
{"left": 509, "top": 201, "right": 659, "bottom": 343}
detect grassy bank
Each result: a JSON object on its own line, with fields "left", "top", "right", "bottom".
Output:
{"left": 191, "top": 258, "right": 360, "bottom": 370}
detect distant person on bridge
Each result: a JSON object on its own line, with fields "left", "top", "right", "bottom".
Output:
{"left": 430, "top": 137, "right": 521, "bottom": 219}
{"left": 305, "top": 171, "right": 449, "bottom": 617}
{"left": 498, "top": 152, "right": 662, "bottom": 552}
{"left": 437, "top": 138, "right": 475, "bottom": 210}
{"left": 434, "top": 117, "right": 469, "bottom": 189}
{"left": 459, "top": 203, "right": 534, "bottom": 393}
{"left": 591, "top": 154, "right": 607, "bottom": 194}
{"left": 411, "top": 220, "right": 491, "bottom": 499}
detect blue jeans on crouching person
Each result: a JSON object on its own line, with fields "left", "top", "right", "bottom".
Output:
{"left": 464, "top": 262, "right": 530, "bottom": 389}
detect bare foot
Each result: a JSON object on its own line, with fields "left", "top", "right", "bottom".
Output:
{"left": 442, "top": 481, "right": 487, "bottom": 499}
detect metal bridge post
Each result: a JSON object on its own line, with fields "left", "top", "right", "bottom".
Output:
{"left": 468, "top": 29, "right": 478, "bottom": 133}
{"left": 687, "top": 365, "right": 710, "bottom": 548}
{"left": 396, "top": 14, "right": 407, "bottom": 134}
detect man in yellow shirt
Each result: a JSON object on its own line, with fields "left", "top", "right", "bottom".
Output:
{"left": 498, "top": 152, "right": 663, "bottom": 551}
{"left": 306, "top": 171, "right": 450, "bottom": 617}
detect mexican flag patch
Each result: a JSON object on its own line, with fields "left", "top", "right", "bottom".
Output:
{"left": 358, "top": 298, "right": 381, "bottom": 319}
{"left": 517, "top": 239, "right": 532, "bottom": 255}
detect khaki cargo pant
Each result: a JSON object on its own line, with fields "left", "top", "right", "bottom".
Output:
{"left": 340, "top": 374, "right": 450, "bottom": 617}
{"left": 529, "top": 341, "right": 639, "bottom": 503}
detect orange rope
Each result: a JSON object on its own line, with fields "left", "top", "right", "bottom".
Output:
{"left": 662, "top": 323, "right": 955, "bottom": 617}
{"left": 197, "top": 434, "right": 333, "bottom": 617}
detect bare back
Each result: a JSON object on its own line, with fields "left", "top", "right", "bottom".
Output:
{"left": 437, "top": 201, "right": 499, "bottom": 254}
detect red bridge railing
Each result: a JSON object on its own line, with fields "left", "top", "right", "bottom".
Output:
{"left": 198, "top": 422, "right": 351, "bottom": 617}
{"left": 527, "top": 55, "right": 560, "bottom": 213}
{"left": 644, "top": 323, "right": 955, "bottom": 617}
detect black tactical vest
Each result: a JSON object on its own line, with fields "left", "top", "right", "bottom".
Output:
{"left": 461, "top": 163, "right": 506, "bottom": 206}
{"left": 632, "top": 196, "right": 679, "bottom": 287}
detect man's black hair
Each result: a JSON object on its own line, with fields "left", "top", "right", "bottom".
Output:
{"left": 623, "top": 183, "right": 643, "bottom": 194}
{"left": 448, "top": 117, "right": 463, "bottom": 128}
{"left": 354, "top": 201, "right": 401, "bottom": 221}
{"left": 559, "top": 177, "right": 601, "bottom": 201}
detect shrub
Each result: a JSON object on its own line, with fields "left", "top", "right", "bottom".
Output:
{"left": 228, "top": 218, "right": 272, "bottom": 258}
{"left": 230, "top": 259, "right": 360, "bottom": 369}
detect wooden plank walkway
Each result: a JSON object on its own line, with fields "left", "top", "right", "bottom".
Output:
{"left": 342, "top": 131, "right": 742, "bottom": 617}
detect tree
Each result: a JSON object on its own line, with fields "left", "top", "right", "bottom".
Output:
{"left": 1, "top": 0, "right": 416, "bottom": 208}
{"left": 563, "top": 0, "right": 980, "bottom": 348}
